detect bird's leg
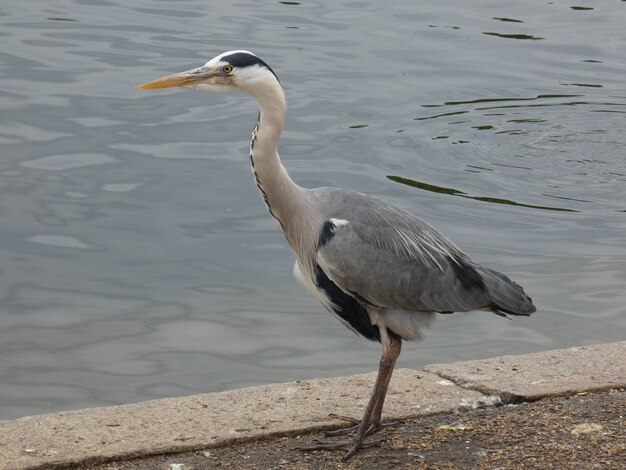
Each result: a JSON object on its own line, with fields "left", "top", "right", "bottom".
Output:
{"left": 325, "top": 333, "right": 402, "bottom": 437}
{"left": 366, "top": 334, "right": 402, "bottom": 430}
{"left": 298, "top": 325, "right": 402, "bottom": 460}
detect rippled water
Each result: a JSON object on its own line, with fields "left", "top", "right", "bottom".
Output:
{"left": 1, "top": 0, "right": 625, "bottom": 420}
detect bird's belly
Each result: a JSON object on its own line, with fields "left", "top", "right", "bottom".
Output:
{"left": 368, "top": 309, "right": 436, "bottom": 342}
{"left": 293, "top": 260, "right": 381, "bottom": 341}
{"left": 293, "top": 261, "right": 435, "bottom": 342}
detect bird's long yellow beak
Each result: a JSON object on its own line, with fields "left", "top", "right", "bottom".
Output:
{"left": 136, "top": 67, "right": 208, "bottom": 90}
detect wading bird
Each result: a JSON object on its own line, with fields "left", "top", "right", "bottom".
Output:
{"left": 137, "top": 50, "right": 535, "bottom": 460}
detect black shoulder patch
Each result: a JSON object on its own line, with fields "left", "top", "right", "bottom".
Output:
{"left": 317, "top": 220, "right": 336, "bottom": 248}
{"left": 221, "top": 52, "right": 279, "bottom": 81}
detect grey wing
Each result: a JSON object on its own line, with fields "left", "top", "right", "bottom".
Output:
{"left": 313, "top": 189, "right": 497, "bottom": 313}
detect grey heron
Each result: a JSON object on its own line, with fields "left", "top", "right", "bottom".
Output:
{"left": 137, "top": 50, "right": 536, "bottom": 460}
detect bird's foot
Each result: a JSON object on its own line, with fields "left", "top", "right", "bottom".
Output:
{"left": 297, "top": 413, "right": 399, "bottom": 460}
{"left": 324, "top": 413, "right": 400, "bottom": 437}
{"left": 297, "top": 436, "right": 383, "bottom": 461}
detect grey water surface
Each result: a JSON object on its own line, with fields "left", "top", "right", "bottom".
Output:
{"left": 1, "top": 0, "right": 625, "bottom": 419}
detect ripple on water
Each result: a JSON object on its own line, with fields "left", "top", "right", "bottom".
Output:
{"left": 20, "top": 153, "right": 116, "bottom": 171}
{"left": 28, "top": 234, "right": 95, "bottom": 249}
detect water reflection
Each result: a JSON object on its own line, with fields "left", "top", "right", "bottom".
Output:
{"left": 492, "top": 17, "right": 524, "bottom": 23}
{"left": 482, "top": 32, "right": 543, "bottom": 40}
{"left": 420, "top": 94, "right": 582, "bottom": 108}
{"left": 386, "top": 175, "right": 577, "bottom": 212}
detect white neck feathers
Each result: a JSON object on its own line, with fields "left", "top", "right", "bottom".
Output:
{"left": 245, "top": 73, "right": 317, "bottom": 262}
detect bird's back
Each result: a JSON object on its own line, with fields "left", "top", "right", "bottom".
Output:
{"left": 308, "top": 187, "right": 535, "bottom": 325}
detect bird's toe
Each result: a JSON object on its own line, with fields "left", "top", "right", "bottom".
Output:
{"left": 325, "top": 414, "right": 400, "bottom": 437}
{"left": 297, "top": 436, "right": 383, "bottom": 457}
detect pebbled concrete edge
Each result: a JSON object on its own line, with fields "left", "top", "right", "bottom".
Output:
{"left": 424, "top": 341, "right": 626, "bottom": 403}
{"left": 0, "top": 369, "right": 485, "bottom": 470}
{"left": 1, "top": 341, "right": 624, "bottom": 470}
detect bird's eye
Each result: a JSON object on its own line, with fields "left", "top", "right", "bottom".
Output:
{"left": 222, "top": 65, "right": 233, "bottom": 74}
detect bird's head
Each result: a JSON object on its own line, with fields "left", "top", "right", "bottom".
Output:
{"left": 136, "top": 50, "right": 279, "bottom": 94}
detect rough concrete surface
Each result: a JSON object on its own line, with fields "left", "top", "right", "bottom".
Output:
{"left": 1, "top": 341, "right": 624, "bottom": 470}
{"left": 82, "top": 389, "right": 625, "bottom": 470}
{"left": 0, "top": 369, "right": 484, "bottom": 470}
{"left": 424, "top": 341, "right": 626, "bottom": 402}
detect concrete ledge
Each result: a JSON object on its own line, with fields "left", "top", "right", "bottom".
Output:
{"left": 0, "top": 369, "right": 484, "bottom": 470}
{"left": 0, "top": 341, "right": 624, "bottom": 470}
{"left": 424, "top": 341, "right": 626, "bottom": 402}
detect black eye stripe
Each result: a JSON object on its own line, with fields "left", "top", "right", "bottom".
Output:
{"left": 220, "top": 52, "right": 279, "bottom": 82}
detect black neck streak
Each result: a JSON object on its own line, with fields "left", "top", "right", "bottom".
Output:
{"left": 249, "top": 113, "right": 286, "bottom": 233}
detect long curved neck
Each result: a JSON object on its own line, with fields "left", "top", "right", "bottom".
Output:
{"left": 246, "top": 78, "right": 316, "bottom": 255}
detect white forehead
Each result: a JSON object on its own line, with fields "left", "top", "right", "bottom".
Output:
{"left": 204, "top": 50, "right": 257, "bottom": 67}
